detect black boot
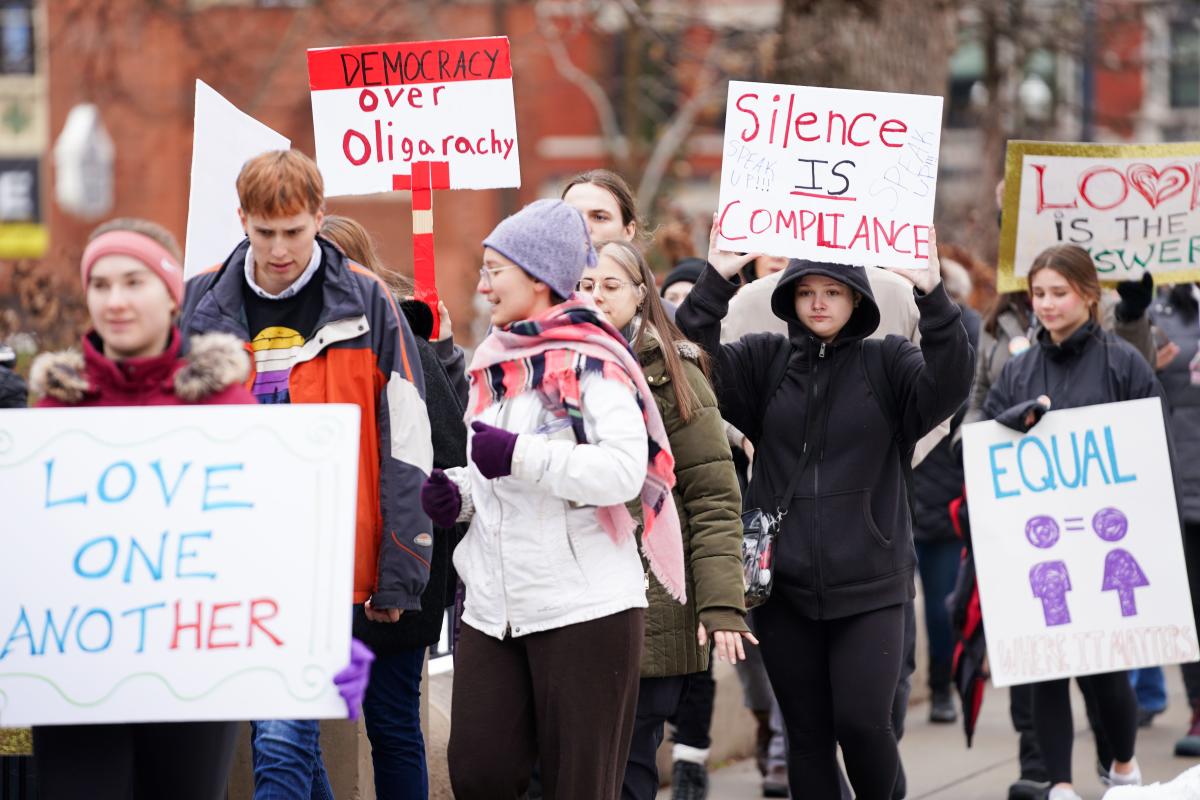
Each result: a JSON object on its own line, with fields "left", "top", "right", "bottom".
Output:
{"left": 671, "top": 760, "right": 708, "bottom": 800}
{"left": 929, "top": 686, "right": 957, "bottom": 724}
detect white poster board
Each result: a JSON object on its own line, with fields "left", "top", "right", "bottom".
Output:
{"left": 715, "top": 81, "right": 943, "bottom": 269}
{"left": 307, "top": 36, "right": 520, "bottom": 197}
{"left": 0, "top": 405, "right": 360, "bottom": 726}
{"left": 184, "top": 81, "right": 290, "bottom": 279}
{"left": 997, "top": 140, "right": 1200, "bottom": 291}
{"left": 962, "top": 398, "right": 1198, "bottom": 687}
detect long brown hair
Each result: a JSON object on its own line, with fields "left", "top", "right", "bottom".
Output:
{"left": 320, "top": 215, "right": 414, "bottom": 296}
{"left": 1028, "top": 244, "right": 1101, "bottom": 322}
{"left": 595, "top": 240, "right": 711, "bottom": 423}
{"left": 562, "top": 169, "right": 652, "bottom": 245}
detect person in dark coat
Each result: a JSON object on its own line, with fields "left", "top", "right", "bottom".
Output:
{"left": 0, "top": 345, "right": 27, "bottom": 408}
{"left": 983, "top": 245, "right": 1156, "bottom": 800}
{"left": 321, "top": 215, "right": 469, "bottom": 800}
{"left": 1149, "top": 284, "right": 1200, "bottom": 757}
{"left": 676, "top": 221, "right": 972, "bottom": 800}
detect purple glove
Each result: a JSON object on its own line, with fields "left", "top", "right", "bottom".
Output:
{"left": 333, "top": 638, "right": 375, "bottom": 721}
{"left": 470, "top": 421, "right": 518, "bottom": 479}
{"left": 421, "top": 468, "right": 462, "bottom": 528}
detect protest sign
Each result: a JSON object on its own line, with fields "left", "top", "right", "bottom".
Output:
{"left": 714, "top": 81, "right": 943, "bottom": 269}
{"left": 998, "top": 140, "right": 1200, "bottom": 291}
{"left": 307, "top": 36, "right": 520, "bottom": 197}
{"left": 184, "top": 80, "right": 290, "bottom": 279}
{"left": 962, "top": 398, "right": 1197, "bottom": 687}
{"left": 0, "top": 404, "right": 360, "bottom": 726}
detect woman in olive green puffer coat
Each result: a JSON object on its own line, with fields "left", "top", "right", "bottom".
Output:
{"left": 579, "top": 240, "right": 752, "bottom": 800}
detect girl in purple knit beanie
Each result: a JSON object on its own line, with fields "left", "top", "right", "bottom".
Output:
{"left": 420, "top": 199, "right": 686, "bottom": 799}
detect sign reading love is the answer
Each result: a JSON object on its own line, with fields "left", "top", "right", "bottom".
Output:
{"left": 998, "top": 140, "right": 1200, "bottom": 291}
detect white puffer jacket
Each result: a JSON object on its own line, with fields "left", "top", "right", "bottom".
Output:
{"left": 448, "top": 372, "right": 650, "bottom": 639}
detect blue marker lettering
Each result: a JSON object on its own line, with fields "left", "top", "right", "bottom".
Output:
{"left": 1104, "top": 425, "right": 1137, "bottom": 484}
{"left": 202, "top": 464, "right": 254, "bottom": 511}
{"left": 75, "top": 609, "right": 113, "bottom": 653}
{"left": 123, "top": 532, "right": 167, "bottom": 583}
{"left": 1017, "top": 436, "right": 1057, "bottom": 493}
{"left": 0, "top": 606, "right": 35, "bottom": 659}
{"left": 151, "top": 460, "right": 191, "bottom": 507}
{"left": 97, "top": 461, "right": 136, "bottom": 504}
{"left": 120, "top": 602, "right": 165, "bottom": 653}
{"left": 38, "top": 607, "right": 78, "bottom": 655}
{"left": 989, "top": 442, "right": 1020, "bottom": 499}
{"left": 1081, "top": 429, "right": 1111, "bottom": 487}
{"left": 1051, "top": 432, "right": 1082, "bottom": 489}
{"left": 44, "top": 459, "right": 86, "bottom": 508}
{"left": 176, "top": 531, "right": 217, "bottom": 580}
{"left": 74, "top": 536, "right": 118, "bottom": 580}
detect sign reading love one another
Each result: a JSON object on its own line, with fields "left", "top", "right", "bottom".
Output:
{"left": 0, "top": 405, "right": 360, "bottom": 726}
{"left": 962, "top": 398, "right": 1198, "bottom": 688}
{"left": 998, "top": 140, "right": 1200, "bottom": 291}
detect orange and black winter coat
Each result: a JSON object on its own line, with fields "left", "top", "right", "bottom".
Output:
{"left": 180, "top": 236, "right": 435, "bottom": 611}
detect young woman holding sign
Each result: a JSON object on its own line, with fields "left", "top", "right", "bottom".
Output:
{"left": 28, "top": 218, "right": 374, "bottom": 800}
{"left": 982, "top": 244, "right": 1159, "bottom": 800}
{"left": 675, "top": 221, "right": 972, "bottom": 800}
{"left": 419, "top": 199, "right": 685, "bottom": 799}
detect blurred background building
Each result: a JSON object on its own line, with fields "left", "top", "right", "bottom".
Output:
{"left": 0, "top": 0, "right": 1198, "bottom": 355}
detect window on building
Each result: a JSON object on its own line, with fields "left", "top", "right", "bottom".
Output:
{"left": 1170, "top": 19, "right": 1200, "bottom": 108}
{"left": 0, "top": 0, "right": 34, "bottom": 76}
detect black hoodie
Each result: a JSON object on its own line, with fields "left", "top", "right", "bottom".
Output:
{"left": 677, "top": 260, "right": 973, "bottom": 620}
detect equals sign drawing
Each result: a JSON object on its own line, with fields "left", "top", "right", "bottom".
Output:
{"left": 1064, "top": 516, "right": 1086, "bottom": 532}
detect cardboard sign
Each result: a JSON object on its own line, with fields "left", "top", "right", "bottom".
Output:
{"left": 0, "top": 405, "right": 360, "bottom": 726}
{"left": 962, "top": 398, "right": 1198, "bottom": 687}
{"left": 998, "top": 140, "right": 1200, "bottom": 292}
{"left": 715, "top": 81, "right": 943, "bottom": 269}
{"left": 184, "top": 81, "right": 290, "bottom": 279}
{"left": 307, "top": 36, "right": 520, "bottom": 197}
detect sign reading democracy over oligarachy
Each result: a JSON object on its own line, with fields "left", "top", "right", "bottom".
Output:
{"left": 0, "top": 405, "right": 360, "bottom": 726}
{"left": 715, "top": 81, "right": 944, "bottom": 269}
{"left": 998, "top": 140, "right": 1200, "bottom": 291}
{"left": 962, "top": 398, "right": 1198, "bottom": 688}
{"left": 307, "top": 36, "right": 520, "bottom": 197}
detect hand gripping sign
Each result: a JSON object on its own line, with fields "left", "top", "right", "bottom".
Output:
{"left": 0, "top": 405, "right": 359, "bottom": 726}
{"left": 715, "top": 81, "right": 943, "bottom": 269}
{"left": 998, "top": 140, "right": 1200, "bottom": 291}
{"left": 961, "top": 398, "right": 1198, "bottom": 687}
{"left": 308, "top": 37, "right": 521, "bottom": 336}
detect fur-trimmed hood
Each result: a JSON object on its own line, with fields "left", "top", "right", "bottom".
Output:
{"left": 31, "top": 330, "right": 249, "bottom": 405}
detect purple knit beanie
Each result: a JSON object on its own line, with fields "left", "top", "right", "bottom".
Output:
{"left": 482, "top": 199, "right": 597, "bottom": 299}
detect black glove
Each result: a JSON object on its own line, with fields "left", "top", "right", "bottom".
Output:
{"left": 1115, "top": 272, "right": 1154, "bottom": 323}
{"left": 995, "top": 398, "right": 1050, "bottom": 432}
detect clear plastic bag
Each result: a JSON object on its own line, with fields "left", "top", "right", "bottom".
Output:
{"left": 740, "top": 508, "right": 779, "bottom": 609}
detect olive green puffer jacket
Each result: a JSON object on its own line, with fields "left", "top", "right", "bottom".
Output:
{"left": 635, "top": 329, "right": 748, "bottom": 678}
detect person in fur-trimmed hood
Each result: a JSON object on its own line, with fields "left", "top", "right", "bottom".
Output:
{"left": 580, "top": 240, "right": 753, "bottom": 800}
{"left": 27, "top": 218, "right": 375, "bottom": 800}
{"left": 676, "top": 219, "right": 972, "bottom": 800}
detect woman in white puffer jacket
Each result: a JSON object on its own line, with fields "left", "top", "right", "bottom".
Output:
{"left": 419, "top": 199, "right": 685, "bottom": 800}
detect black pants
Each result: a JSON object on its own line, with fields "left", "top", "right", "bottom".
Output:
{"left": 670, "top": 663, "right": 715, "bottom": 750}
{"left": 621, "top": 675, "right": 688, "bottom": 800}
{"left": 449, "top": 610, "right": 644, "bottom": 800}
{"left": 1182, "top": 522, "right": 1200, "bottom": 702}
{"left": 1031, "top": 672, "right": 1137, "bottom": 785}
{"left": 1011, "top": 677, "right": 1114, "bottom": 781}
{"left": 755, "top": 600, "right": 904, "bottom": 800}
{"left": 32, "top": 721, "right": 239, "bottom": 800}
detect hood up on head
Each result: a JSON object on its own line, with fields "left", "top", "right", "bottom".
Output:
{"left": 769, "top": 258, "right": 882, "bottom": 343}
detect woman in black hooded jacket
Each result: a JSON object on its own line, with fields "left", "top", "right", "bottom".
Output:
{"left": 677, "top": 223, "right": 972, "bottom": 800}
{"left": 983, "top": 244, "right": 1155, "bottom": 800}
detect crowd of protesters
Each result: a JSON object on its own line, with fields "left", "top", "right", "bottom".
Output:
{"left": 8, "top": 148, "right": 1200, "bottom": 800}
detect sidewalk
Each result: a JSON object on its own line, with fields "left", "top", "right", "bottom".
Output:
{"left": 660, "top": 669, "right": 1200, "bottom": 799}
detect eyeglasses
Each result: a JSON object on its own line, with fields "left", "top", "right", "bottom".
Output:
{"left": 578, "top": 277, "right": 637, "bottom": 295}
{"left": 479, "top": 264, "right": 519, "bottom": 287}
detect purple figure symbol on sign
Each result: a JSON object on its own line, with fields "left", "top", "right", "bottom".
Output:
{"left": 1030, "top": 560, "right": 1073, "bottom": 626}
{"left": 1025, "top": 515, "right": 1060, "bottom": 549}
{"left": 1102, "top": 548, "right": 1149, "bottom": 617}
{"left": 1092, "top": 507, "right": 1129, "bottom": 542}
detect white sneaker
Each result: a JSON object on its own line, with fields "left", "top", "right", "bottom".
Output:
{"left": 1108, "top": 759, "right": 1143, "bottom": 787}
{"left": 1049, "top": 786, "right": 1083, "bottom": 800}
{"left": 1102, "top": 764, "right": 1200, "bottom": 799}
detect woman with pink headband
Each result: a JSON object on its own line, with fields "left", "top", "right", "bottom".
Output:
{"left": 27, "top": 218, "right": 373, "bottom": 799}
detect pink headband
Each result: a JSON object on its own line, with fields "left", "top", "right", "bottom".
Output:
{"left": 81, "top": 230, "right": 184, "bottom": 307}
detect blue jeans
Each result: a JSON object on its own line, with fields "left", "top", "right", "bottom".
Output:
{"left": 250, "top": 720, "right": 333, "bottom": 800}
{"left": 1129, "top": 666, "right": 1168, "bottom": 713}
{"left": 914, "top": 538, "right": 961, "bottom": 689}
{"left": 362, "top": 647, "right": 428, "bottom": 800}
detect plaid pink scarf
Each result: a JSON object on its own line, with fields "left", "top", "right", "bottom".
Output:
{"left": 467, "top": 297, "right": 686, "bottom": 603}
